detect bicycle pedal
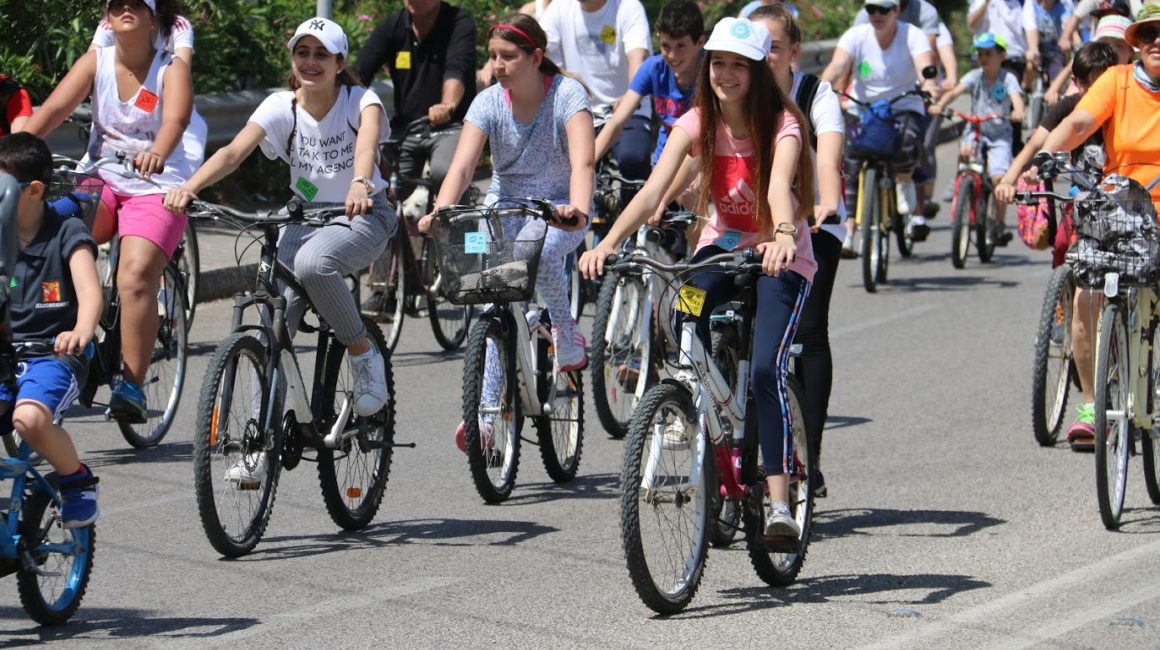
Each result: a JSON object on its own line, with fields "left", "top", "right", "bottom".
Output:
{"left": 763, "top": 535, "right": 800, "bottom": 553}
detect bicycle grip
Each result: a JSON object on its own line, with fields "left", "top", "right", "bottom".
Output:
{"left": 286, "top": 200, "right": 304, "bottom": 220}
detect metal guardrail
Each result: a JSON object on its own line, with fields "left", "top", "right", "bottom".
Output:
{"left": 799, "top": 37, "right": 838, "bottom": 76}
{"left": 44, "top": 81, "right": 396, "bottom": 159}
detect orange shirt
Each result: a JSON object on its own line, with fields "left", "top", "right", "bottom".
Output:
{"left": 1077, "top": 65, "right": 1160, "bottom": 210}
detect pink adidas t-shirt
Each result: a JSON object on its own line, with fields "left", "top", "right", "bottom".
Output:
{"left": 674, "top": 108, "right": 816, "bottom": 283}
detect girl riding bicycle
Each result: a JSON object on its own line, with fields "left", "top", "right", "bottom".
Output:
{"left": 164, "top": 17, "right": 394, "bottom": 426}
{"left": 417, "top": 12, "right": 593, "bottom": 453}
{"left": 579, "top": 17, "right": 816, "bottom": 539}
{"left": 24, "top": 0, "right": 206, "bottom": 424}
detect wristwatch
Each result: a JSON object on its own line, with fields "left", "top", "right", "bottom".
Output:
{"left": 351, "top": 176, "right": 375, "bottom": 194}
{"left": 774, "top": 222, "right": 798, "bottom": 238}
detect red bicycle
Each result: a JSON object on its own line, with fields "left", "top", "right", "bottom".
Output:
{"left": 944, "top": 111, "right": 1005, "bottom": 269}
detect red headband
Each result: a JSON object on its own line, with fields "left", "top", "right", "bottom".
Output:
{"left": 489, "top": 23, "right": 540, "bottom": 50}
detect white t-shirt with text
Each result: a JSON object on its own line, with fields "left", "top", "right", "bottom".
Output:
{"left": 249, "top": 86, "right": 390, "bottom": 203}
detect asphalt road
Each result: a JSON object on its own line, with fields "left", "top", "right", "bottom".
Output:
{"left": 2, "top": 140, "right": 1159, "bottom": 648}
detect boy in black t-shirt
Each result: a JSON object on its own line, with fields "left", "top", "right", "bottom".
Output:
{"left": 0, "top": 133, "right": 102, "bottom": 527}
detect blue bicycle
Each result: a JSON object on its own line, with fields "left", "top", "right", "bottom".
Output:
{"left": 0, "top": 173, "right": 96, "bottom": 626}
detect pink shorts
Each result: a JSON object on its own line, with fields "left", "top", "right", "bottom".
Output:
{"left": 97, "top": 188, "right": 187, "bottom": 258}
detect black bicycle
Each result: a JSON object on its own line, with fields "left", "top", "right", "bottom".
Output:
{"left": 187, "top": 198, "right": 399, "bottom": 557}
{"left": 363, "top": 117, "right": 478, "bottom": 351}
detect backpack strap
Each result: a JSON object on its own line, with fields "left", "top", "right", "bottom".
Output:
{"left": 793, "top": 73, "right": 821, "bottom": 150}
{"left": 0, "top": 77, "right": 22, "bottom": 134}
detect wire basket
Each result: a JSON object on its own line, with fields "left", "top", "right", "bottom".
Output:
{"left": 1065, "top": 174, "right": 1160, "bottom": 288}
{"left": 429, "top": 206, "right": 548, "bottom": 305}
{"left": 46, "top": 169, "right": 105, "bottom": 223}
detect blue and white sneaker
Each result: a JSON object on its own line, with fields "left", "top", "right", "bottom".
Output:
{"left": 58, "top": 465, "right": 100, "bottom": 529}
{"left": 108, "top": 379, "right": 148, "bottom": 424}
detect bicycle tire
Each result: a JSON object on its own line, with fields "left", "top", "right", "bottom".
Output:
{"left": 1094, "top": 301, "right": 1130, "bottom": 530}
{"left": 534, "top": 366, "right": 585, "bottom": 482}
{"left": 860, "top": 167, "right": 880, "bottom": 293}
{"left": 462, "top": 315, "right": 522, "bottom": 503}
{"left": 1144, "top": 320, "right": 1160, "bottom": 504}
{"left": 591, "top": 273, "right": 652, "bottom": 438}
{"left": 620, "top": 382, "right": 712, "bottom": 615}
{"left": 893, "top": 192, "right": 913, "bottom": 259}
{"left": 744, "top": 375, "right": 814, "bottom": 586}
{"left": 193, "top": 333, "right": 281, "bottom": 557}
{"left": 118, "top": 264, "right": 188, "bottom": 448}
{"left": 317, "top": 318, "right": 396, "bottom": 530}
{"left": 1031, "top": 264, "right": 1074, "bottom": 446}
{"left": 951, "top": 176, "right": 973, "bottom": 269}
{"left": 16, "top": 489, "right": 95, "bottom": 626}
{"left": 976, "top": 184, "right": 996, "bottom": 263}
{"left": 178, "top": 219, "right": 199, "bottom": 330}
{"left": 423, "top": 237, "right": 471, "bottom": 351}
{"left": 567, "top": 246, "right": 588, "bottom": 322}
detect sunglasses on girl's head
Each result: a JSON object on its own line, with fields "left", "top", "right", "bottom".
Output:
{"left": 1136, "top": 25, "right": 1160, "bottom": 45}
{"left": 866, "top": 5, "right": 893, "bottom": 15}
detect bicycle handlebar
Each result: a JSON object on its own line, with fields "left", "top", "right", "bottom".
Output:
{"left": 607, "top": 248, "right": 763, "bottom": 276}
{"left": 942, "top": 111, "right": 1004, "bottom": 124}
{"left": 839, "top": 86, "right": 932, "bottom": 110}
{"left": 433, "top": 197, "right": 583, "bottom": 228}
{"left": 186, "top": 198, "right": 348, "bottom": 228}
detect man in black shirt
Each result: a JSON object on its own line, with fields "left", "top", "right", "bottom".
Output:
{"left": 354, "top": 0, "right": 477, "bottom": 201}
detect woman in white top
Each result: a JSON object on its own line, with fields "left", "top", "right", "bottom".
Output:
{"left": 753, "top": 4, "right": 845, "bottom": 497}
{"left": 24, "top": 0, "right": 206, "bottom": 423}
{"left": 165, "top": 17, "right": 394, "bottom": 421}
{"left": 90, "top": 0, "right": 194, "bottom": 65}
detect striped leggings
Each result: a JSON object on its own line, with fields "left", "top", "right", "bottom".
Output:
{"left": 688, "top": 245, "right": 811, "bottom": 475}
{"left": 276, "top": 196, "right": 396, "bottom": 346}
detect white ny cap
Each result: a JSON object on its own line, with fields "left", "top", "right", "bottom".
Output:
{"left": 704, "top": 18, "right": 770, "bottom": 62}
{"left": 287, "top": 17, "right": 349, "bottom": 58}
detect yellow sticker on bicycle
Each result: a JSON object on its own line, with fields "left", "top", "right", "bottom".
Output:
{"left": 675, "top": 285, "right": 706, "bottom": 317}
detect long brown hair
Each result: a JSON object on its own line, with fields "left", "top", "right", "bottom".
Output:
{"left": 489, "top": 13, "right": 563, "bottom": 77}
{"left": 693, "top": 52, "right": 814, "bottom": 233}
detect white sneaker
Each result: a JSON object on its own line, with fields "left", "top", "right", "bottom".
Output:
{"left": 764, "top": 501, "right": 801, "bottom": 539}
{"left": 225, "top": 452, "right": 267, "bottom": 487}
{"left": 350, "top": 346, "right": 388, "bottom": 417}
{"left": 896, "top": 179, "right": 917, "bottom": 216}
{"left": 552, "top": 323, "right": 588, "bottom": 372}
{"left": 906, "top": 215, "right": 930, "bottom": 242}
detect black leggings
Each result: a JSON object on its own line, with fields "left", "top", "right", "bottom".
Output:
{"left": 792, "top": 230, "right": 842, "bottom": 464}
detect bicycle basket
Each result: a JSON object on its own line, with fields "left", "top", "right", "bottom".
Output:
{"left": 848, "top": 101, "right": 900, "bottom": 160}
{"left": 429, "top": 206, "right": 548, "bottom": 305}
{"left": 1065, "top": 174, "right": 1160, "bottom": 288}
{"left": 46, "top": 169, "right": 105, "bottom": 223}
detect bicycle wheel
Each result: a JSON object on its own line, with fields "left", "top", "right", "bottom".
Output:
{"left": 16, "top": 489, "right": 95, "bottom": 626}
{"left": 317, "top": 318, "right": 395, "bottom": 530}
{"left": 567, "top": 247, "right": 588, "bottom": 321}
{"left": 591, "top": 273, "right": 652, "bottom": 438}
{"left": 1094, "top": 301, "right": 1130, "bottom": 530}
{"left": 534, "top": 364, "right": 585, "bottom": 482}
{"left": 118, "top": 264, "right": 188, "bottom": 448}
{"left": 462, "top": 315, "right": 522, "bottom": 503}
{"left": 1144, "top": 320, "right": 1160, "bottom": 504}
{"left": 365, "top": 235, "right": 407, "bottom": 352}
{"left": 193, "top": 333, "right": 281, "bottom": 557}
{"left": 709, "top": 327, "right": 741, "bottom": 548}
{"left": 423, "top": 238, "right": 471, "bottom": 350}
{"left": 177, "top": 220, "right": 199, "bottom": 330}
{"left": 951, "top": 176, "right": 973, "bottom": 269}
{"left": 1031, "top": 265, "right": 1074, "bottom": 446}
{"left": 620, "top": 382, "right": 712, "bottom": 615}
{"left": 744, "top": 375, "right": 814, "bottom": 586}
{"left": 859, "top": 167, "right": 881, "bottom": 293}
{"left": 976, "top": 185, "right": 996, "bottom": 263}
{"left": 893, "top": 194, "right": 913, "bottom": 259}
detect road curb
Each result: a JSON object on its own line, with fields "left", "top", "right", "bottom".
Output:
{"left": 197, "top": 263, "right": 256, "bottom": 304}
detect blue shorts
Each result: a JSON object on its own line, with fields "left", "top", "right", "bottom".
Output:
{"left": 0, "top": 357, "right": 81, "bottom": 423}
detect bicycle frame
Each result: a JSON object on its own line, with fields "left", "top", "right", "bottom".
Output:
{"left": 477, "top": 301, "right": 556, "bottom": 420}
{"left": 1100, "top": 283, "right": 1160, "bottom": 433}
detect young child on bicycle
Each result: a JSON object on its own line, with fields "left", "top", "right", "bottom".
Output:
{"left": 580, "top": 17, "right": 816, "bottom": 539}
{"left": 416, "top": 13, "right": 593, "bottom": 453}
{"left": 164, "top": 18, "right": 394, "bottom": 446}
{"left": 594, "top": 0, "right": 705, "bottom": 166}
{"left": 0, "top": 133, "right": 102, "bottom": 528}
{"left": 23, "top": 0, "right": 206, "bottom": 424}
{"left": 928, "top": 32, "right": 1025, "bottom": 244}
